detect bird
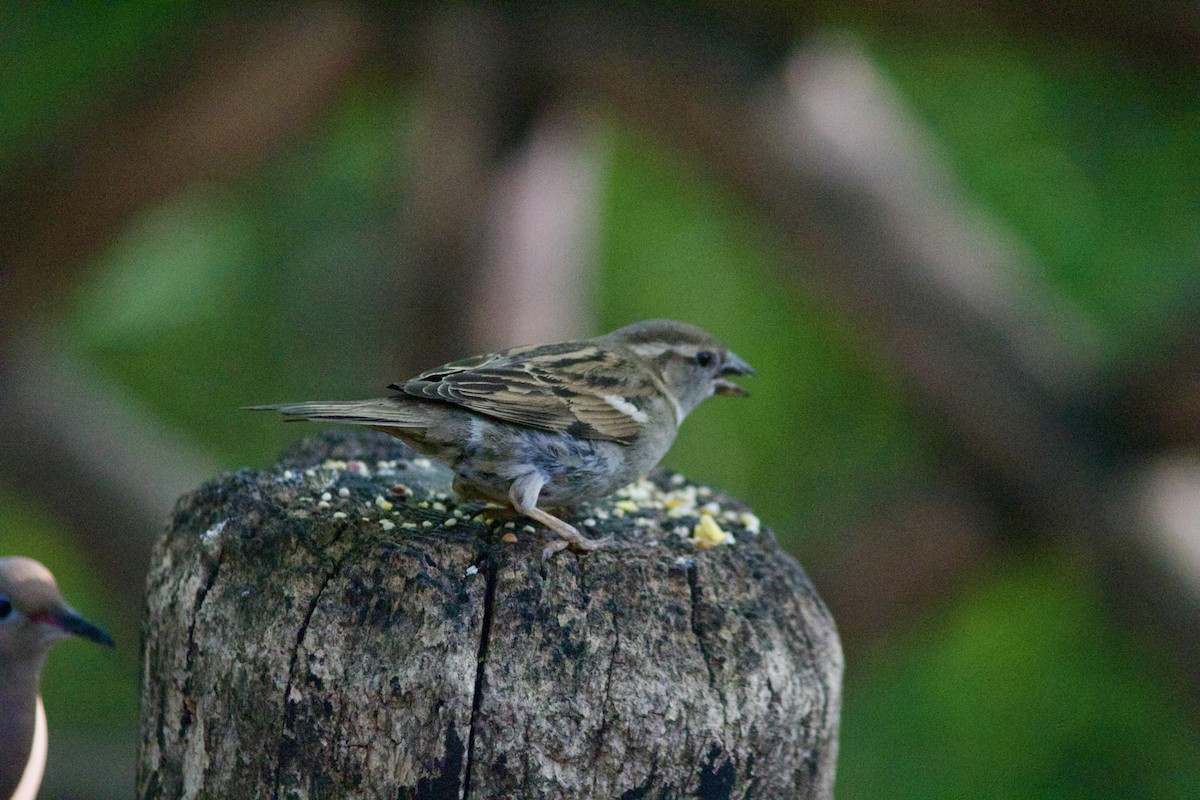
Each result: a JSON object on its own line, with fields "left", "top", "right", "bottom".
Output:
{"left": 252, "top": 319, "right": 754, "bottom": 558}
{"left": 0, "top": 556, "right": 113, "bottom": 800}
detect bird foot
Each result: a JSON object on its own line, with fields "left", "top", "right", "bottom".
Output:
{"left": 506, "top": 474, "right": 614, "bottom": 560}
{"left": 541, "top": 526, "right": 615, "bottom": 561}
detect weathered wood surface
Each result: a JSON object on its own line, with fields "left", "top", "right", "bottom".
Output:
{"left": 138, "top": 431, "right": 842, "bottom": 799}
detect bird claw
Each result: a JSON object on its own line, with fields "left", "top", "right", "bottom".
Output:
{"left": 541, "top": 539, "right": 571, "bottom": 560}
{"left": 541, "top": 528, "right": 614, "bottom": 561}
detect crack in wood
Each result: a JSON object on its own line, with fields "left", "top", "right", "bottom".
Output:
{"left": 178, "top": 544, "right": 226, "bottom": 742}
{"left": 270, "top": 541, "right": 350, "bottom": 797}
{"left": 686, "top": 559, "right": 731, "bottom": 735}
{"left": 685, "top": 561, "right": 718, "bottom": 690}
{"left": 462, "top": 553, "right": 498, "bottom": 799}
{"left": 581, "top": 556, "right": 622, "bottom": 795}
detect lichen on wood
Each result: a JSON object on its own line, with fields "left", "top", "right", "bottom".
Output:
{"left": 138, "top": 431, "right": 842, "bottom": 799}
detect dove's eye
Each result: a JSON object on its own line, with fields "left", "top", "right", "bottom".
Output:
{"left": 0, "top": 596, "right": 12, "bottom": 620}
{"left": 694, "top": 351, "right": 715, "bottom": 368}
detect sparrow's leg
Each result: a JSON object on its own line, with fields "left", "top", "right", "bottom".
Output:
{"left": 509, "top": 472, "right": 614, "bottom": 559}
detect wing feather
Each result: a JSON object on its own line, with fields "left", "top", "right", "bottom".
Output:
{"left": 398, "top": 342, "right": 659, "bottom": 442}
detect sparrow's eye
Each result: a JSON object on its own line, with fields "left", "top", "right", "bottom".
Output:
{"left": 0, "top": 595, "right": 12, "bottom": 620}
{"left": 694, "top": 351, "right": 715, "bottom": 368}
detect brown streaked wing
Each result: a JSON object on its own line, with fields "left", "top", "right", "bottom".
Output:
{"left": 397, "top": 342, "right": 657, "bottom": 442}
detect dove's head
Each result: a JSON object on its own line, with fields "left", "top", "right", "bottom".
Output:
{"left": 0, "top": 557, "right": 112, "bottom": 668}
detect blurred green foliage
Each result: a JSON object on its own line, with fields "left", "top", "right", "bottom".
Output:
{"left": 2, "top": 5, "right": 1198, "bottom": 797}
{"left": 840, "top": 553, "right": 1200, "bottom": 799}
{"left": 0, "top": 2, "right": 204, "bottom": 170}
{"left": 871, "top": 40, "right": 1200, "bottom": 356}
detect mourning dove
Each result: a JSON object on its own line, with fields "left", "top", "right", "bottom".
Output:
{"left": 0, "top": 557, "right": 113, "bottom": 800}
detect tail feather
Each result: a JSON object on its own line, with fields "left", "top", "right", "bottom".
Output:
{"left": 246, "top": 398, "right": 429, "bottom": 428}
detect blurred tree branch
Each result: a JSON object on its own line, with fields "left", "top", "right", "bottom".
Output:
{"left": 1103, "top": 326, "right": 1200, "bottom": 453}
{"left": 386, "top": 4, "right": 601, "bottom": 371}
{"left": 466, "top": 106, "right": 603, "bottom": 351}
{"left": 0, "top": 3, "right": 378, "bottom": 325}
{"left": 385, "top": 4, "right": 524, "bottom": 372}
{"left": 689, "top": 0, "right": 1200, "bottom": 70}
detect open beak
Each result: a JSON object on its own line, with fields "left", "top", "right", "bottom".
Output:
{"left": 714, "top": 352, "right": 754, "bottom": 396}
{"left": 53, "top": 608, "right": 114, "bottom": 648}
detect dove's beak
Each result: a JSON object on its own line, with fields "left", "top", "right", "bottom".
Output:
{"left": 52, "top": 608, "right": 114, "bottom": 648}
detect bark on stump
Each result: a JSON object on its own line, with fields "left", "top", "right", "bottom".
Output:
{"left": 138, "top": 431, "right": 842, "bottom": 799}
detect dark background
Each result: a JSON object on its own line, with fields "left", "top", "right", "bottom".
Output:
{"left": 1, "top": 3, "right": 1198, "bottom": 797}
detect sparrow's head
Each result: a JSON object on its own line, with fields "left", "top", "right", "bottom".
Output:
{"left": 604, "top": 319, "right": 754, "bottom": 419}
{"left": 0, "top": 557, "right": 113, "bottom": 665}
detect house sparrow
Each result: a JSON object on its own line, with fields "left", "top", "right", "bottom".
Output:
{"left": 252, "top": 319, "right": 753, "bottom": 557}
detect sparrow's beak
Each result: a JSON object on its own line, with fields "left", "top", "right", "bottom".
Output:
{"left": 52, "top": 608, "right": 115, "bottom": 648}
{"left": 715, "top": 352, "right": 754, "bottom": 396}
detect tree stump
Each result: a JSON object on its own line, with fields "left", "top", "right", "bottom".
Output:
{"left": 138, "top": 431, "right": 842, "bottom": 799}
